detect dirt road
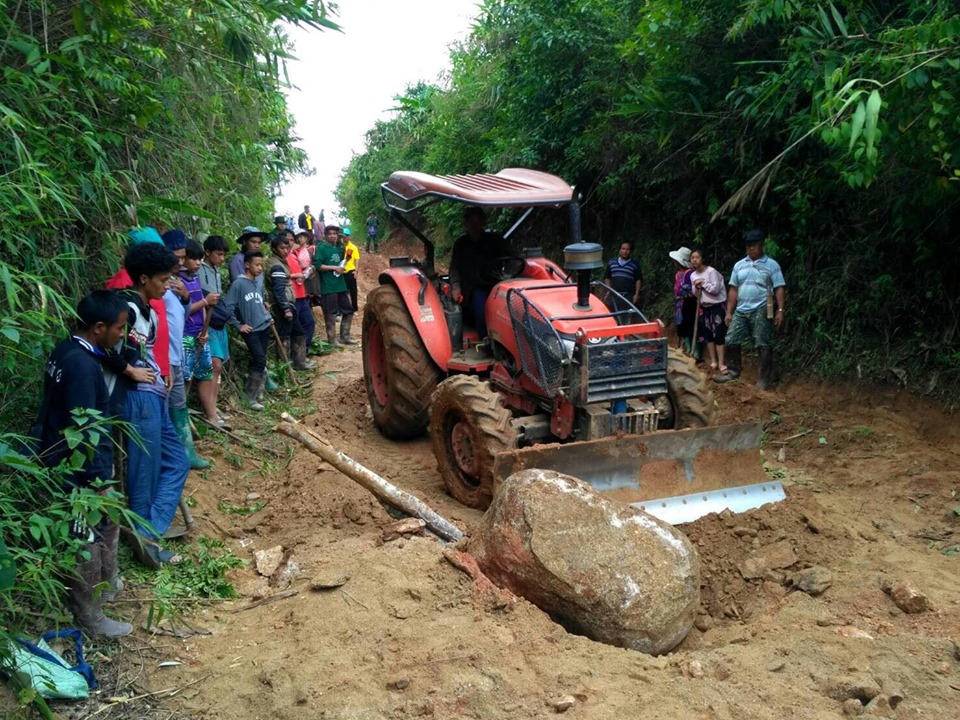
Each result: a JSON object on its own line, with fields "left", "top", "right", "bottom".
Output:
{"left": 157, "top": 238, "right": 958, "bottom": 719}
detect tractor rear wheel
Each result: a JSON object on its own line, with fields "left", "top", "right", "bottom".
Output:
{"left": 660, "top": 348, "right": 715, "bottom": 429}
{"left": 429, "top": 375, "right": 516, "bottom": 509}
{"left": 362, "top": 284, "right": 442, "bottom": 439}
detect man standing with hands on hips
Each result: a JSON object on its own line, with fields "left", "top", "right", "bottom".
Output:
{"left": 713, "top": 229, "right": 786, "bottom": 390}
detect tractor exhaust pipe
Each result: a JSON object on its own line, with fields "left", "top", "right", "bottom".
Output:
{"left": 564, "top": 242, "right": 604, "bottom": 311}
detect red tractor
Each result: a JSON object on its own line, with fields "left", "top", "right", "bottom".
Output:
{"left": 362, "top": 169, "right": 781, "bottom": 523}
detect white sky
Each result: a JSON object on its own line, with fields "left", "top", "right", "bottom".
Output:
{"left": 275, "top": 0, "right": 481, "bottom": 225}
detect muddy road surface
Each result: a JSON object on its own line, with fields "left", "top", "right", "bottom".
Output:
{"left": 147, "top": 239, "right": 959, "bottom": 719}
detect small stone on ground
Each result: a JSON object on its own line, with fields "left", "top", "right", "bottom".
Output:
{"left": 791, "top": 566, "right": 833, "bottom": 595}
{"left": 254, "top": 545, "right": 284, "bottom": 577}
{"left": 309, "top": 572, "right": 350, "bottom": 591}
{"left": 889, "top": 580, "right": 928, "bottom": 614}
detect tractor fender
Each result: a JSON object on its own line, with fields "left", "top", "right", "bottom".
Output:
{"left": 378, "top": 268, "right": 453, "bottom": 370}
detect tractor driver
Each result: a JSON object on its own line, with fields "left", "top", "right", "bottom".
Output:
{"left": 449, "top": 206, "right": 512, "bottom": 338}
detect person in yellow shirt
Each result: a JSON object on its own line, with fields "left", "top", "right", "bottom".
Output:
{"left": 341, "top": 228, "right": 361, "bottom": 313}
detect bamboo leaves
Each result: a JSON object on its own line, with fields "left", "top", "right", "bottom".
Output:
{"left": 864, "top": 89, "right": 881, "bottom": 155}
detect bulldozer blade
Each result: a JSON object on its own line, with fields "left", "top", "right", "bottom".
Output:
{"left": 492, "top": 422, "right": 785, "bottom": 525}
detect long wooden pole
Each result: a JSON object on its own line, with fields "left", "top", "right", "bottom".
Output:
{"left": 274, "top": 414, "right": 463, "bottom": 542}
{"left": 688, "top": 286, "right": 702, "bottom": 358}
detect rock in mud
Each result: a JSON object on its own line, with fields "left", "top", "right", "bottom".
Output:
{"left": 825, "top": 675, "right": 882, "bottom": 703}
{"left": 738, "top": 539, "right": 798, "bottom": 579}
{"left": 254, "top": 545, "right": 284, "bottom": 577}
{"left": 863, "top": 695, "right": 893, "bottom": 717}
{"left": 842, "top": 699, "right": 865, "bottom": 716}
{"left": 463, "top": 469, "right": 700, "bottom": 655}
{"left": 889, "top": 580, "right": 929, "bottom": 614}
{"left": 387, "top": 676, "right": 410, "bottom": 691}
{"left": 382, "top": 518, "right": 426, "bottom": 542}
{"left": 791, "top": 566, "right": 833, "bottom": 595}
{"left": 309, "top": 572, "right": 350, "bottom": 591}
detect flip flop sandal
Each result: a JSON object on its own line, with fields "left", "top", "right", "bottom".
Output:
{"left": 155, "top": 546, "right": 184, "bottom": 565}
{"left": 143, "top": 542, "right": 183, "bottom": 567}
{"left": 217, "top": 411, "right": 232, "bottom": 421}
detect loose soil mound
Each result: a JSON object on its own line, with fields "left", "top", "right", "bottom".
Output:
{"left": 686, "top": 491, "right": 851, "bottom": 621}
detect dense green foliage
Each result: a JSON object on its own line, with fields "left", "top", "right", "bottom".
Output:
{"left": 339, "top": 0, "right": 960, "bottom": 395}
{"left": 0, "top": 0, "right": 335, "bottom": 690}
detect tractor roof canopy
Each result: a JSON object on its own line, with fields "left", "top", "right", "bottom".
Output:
{"left": 382, "top": 169, "right": 574, "bottom": 214}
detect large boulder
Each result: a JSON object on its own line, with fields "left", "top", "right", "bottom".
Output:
{"left": 464, "top": 469, "right": 700, "bottom": 655}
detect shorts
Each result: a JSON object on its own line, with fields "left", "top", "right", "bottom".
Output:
{"left": 725, "top": 307, "right": 774, "bottom": 348}
{"left": 168, "top": 365, "right": 186, "bottom": 410}
{"left": 207, "top": 327, "right": 230, "bottom": 361}
{"left": 183, "top": 335, "right": 214, "bottom": 382}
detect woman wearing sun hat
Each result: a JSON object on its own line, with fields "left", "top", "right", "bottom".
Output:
{"left": 670, "top": 246, "right": 698, "bottom": 356}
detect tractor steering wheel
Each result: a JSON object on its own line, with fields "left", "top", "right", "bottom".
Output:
{"left": 482, "top": 255, "right": 526, "bottom": 284}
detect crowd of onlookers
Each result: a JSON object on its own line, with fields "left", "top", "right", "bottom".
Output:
{"left": 670, "top": 229, "right": 786, "bottom": 390}
{"left": 32, "top": 212, "right": 365, "bottom": 637}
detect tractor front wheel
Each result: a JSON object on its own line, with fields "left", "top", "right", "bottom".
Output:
{"left": 660, "top": 348, "right": 715, "bottom": 428}
{"left": 362, "top": 284, "right": 442, "bottom": 439}
{"left": 429, "top": 375, "right": 516, "bottom": 509}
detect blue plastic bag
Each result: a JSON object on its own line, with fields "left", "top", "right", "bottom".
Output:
{"left": 6, "top": 629, "right": 96, "bottom": 700}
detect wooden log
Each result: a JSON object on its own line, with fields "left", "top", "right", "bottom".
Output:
{"left": 274, "top": 414, "right": 464, "bottom": 542}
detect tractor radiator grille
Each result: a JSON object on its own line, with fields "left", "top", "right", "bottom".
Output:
{"left": 613, "top": 409, "right": 660, "bottom": 434}
{"left": 507, "top": 289, "right": 567, "bottom": 397}
{"left": 572, "top": 337, "right": 669, "bottom": 404}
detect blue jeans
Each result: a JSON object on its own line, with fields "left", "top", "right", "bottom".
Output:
{"left": 296, "top": 297, "right": 316, "bottom": 347}
{"left": 123, "top": 391, "right": 189, "bottom": 539}
{"left": 470, "top": 288, "right": 489, "bottom": 337}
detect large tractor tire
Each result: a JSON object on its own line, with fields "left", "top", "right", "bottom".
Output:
{"left": 362, "top": 284, "right": 442, "bottom": 439}
{"left": 429, "top": 375, "right": 517, "bottom": 509}
{"left": 661, "top": 348, "right": 715, "bottom": 429}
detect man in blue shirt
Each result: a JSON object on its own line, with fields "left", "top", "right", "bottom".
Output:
{"left": 714, "top": 229, "right": 786, "bottom": 390}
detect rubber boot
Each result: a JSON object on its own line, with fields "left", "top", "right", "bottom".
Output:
{"left": 67, "top": 542, "right": 133, "bottom": 638}
{"left": 339, "top": 314, "right": 358, "bottom": 345}
{"left": 291, "top": 335, "right": 316, "bottom": 369}
{"left": 264, "top": 371, "right": 279, "bottom": 393}
{"left": 98, "top": 523, "right": 123, "bottom": 603}
{"left": 281, "top": 336, "right": 293, "bottom": 365}
{"left": 714, "top": 345, "right": 741, "bottom": 382}
{"left": 170, "top": 406, "right": 209, "bottom": 469}
{"left": 756, "top": 346, "right": 775, "bottom": 390}
{"left": 245, "top": 371, "right": 265, "bottom": 411}
{"left": 325, "top": 316, "right": 342, "bottom": 347}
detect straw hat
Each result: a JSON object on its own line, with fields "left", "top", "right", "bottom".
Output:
{"left": 669, "top": 246, "right": 692, "bottom": 268}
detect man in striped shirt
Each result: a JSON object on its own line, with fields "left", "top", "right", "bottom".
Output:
{"left": 603, "top": 241, "right": 643, "bottom": 317}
